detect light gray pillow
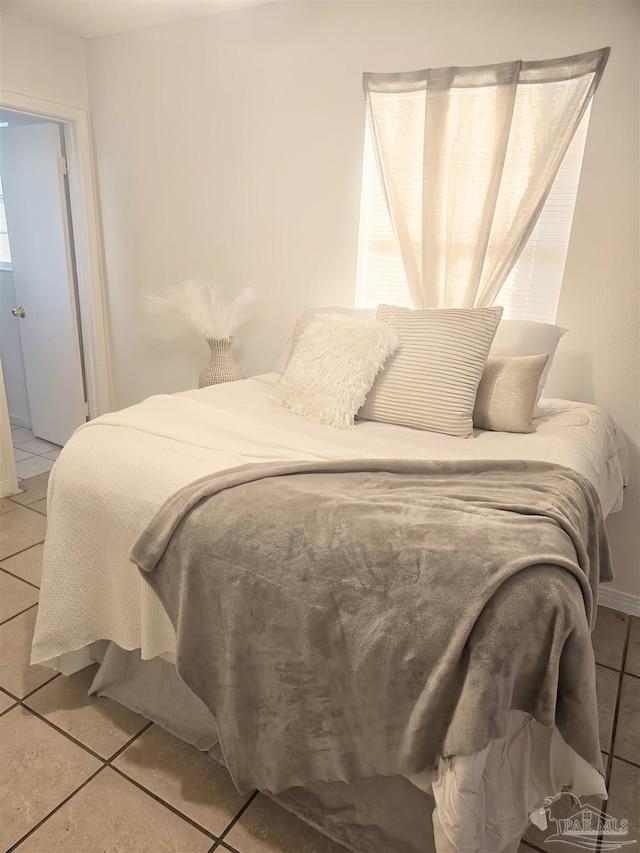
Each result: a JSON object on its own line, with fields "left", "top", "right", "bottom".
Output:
{"left": 359, "top": 304, "right": 503, "bottom": 438}
{"left": 473, "top": 354, "right": 549, "bottom": 433}
{"left": 277, "top": 314, "right": 399, "bottom": 429}
{"left": 490, "top": 319, "right": 566, "bottom": 410}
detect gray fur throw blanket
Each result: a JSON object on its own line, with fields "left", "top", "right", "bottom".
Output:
{"left": 131, "top": 458, "right": 612, "bottom": 794}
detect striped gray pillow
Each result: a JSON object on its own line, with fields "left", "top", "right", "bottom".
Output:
{"left": 359, "top": 305, "right": 503, "bottom": 438}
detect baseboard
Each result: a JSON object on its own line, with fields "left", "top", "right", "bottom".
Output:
{"left": 599, "top": 586, "right": 640, "bottom": 617}
{"left": 8, "top": 412, "right": 31, "bottom": 429}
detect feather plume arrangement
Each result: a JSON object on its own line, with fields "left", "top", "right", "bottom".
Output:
{"left": 146, "top": 281, "right": 256, "bottom": 340}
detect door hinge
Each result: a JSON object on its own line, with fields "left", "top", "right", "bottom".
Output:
{"left": 58, "top": 155, "right": 68, "bottom": 175}
{"left": 84, "top": 400, "right": 90, "bottom": 419}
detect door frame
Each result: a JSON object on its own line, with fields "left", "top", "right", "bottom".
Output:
{"left": 0, "top": 359, "right": 18, "bottom": 496}
{"left": 0, "top": 90, "right": 113, "bottom": 419}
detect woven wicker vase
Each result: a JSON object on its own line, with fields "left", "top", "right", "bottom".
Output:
{"left": 198, "top": 337, "right": 244, "bottom": 388}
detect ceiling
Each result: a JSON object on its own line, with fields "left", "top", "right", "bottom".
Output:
{"left": 0, "top": 0, "right": 615, "bottom": 40}
{"left": 0, "top": 0, "right": 281, "bottom": 39}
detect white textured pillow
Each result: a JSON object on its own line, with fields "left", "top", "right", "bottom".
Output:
{"left": 277, "top": 315, "right": 399, "bottom": 429}
{"left": 282, "top": 316, "right": 312, "bottom": 373}
{"left": 272, "top": 307, "right": 376, "bottom": 373}
{"left": 359, "top": 305, "right": 503, "bottom": 438}
{"left": 490, "top": 319, "right": 566, "bottom": 406}
{"left": 473, "top": 354, "right": 549, "bottom": 433}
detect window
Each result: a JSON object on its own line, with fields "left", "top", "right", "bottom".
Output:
{"left": 355, "top": 107, "right": 591, "bottom": 324}
{"left": 0, "top": 174, "right": 12, "bottom": 269}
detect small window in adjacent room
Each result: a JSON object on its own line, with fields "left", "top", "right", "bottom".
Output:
{"left": 0, "top": 175, "right": 12, "bottom": 270}
{"left": 355, "top": 106, "right": 591, "bottom": 324}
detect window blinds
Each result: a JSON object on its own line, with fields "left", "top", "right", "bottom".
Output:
{"left": 355, "top": 104, "right": 591, "bottom": 324}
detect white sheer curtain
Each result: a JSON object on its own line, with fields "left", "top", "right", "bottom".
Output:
{"left": 364, "top": 49, "right": 609, "bottom": 310}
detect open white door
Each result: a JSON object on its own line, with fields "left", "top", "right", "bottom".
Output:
{"left": 1, "top": 122, "right": 87, "bottom": 446}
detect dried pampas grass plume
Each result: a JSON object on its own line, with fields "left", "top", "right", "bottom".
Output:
{"left": 145, "top": 281, "right": 256, "bottom": 340}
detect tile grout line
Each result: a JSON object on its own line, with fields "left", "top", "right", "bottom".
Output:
{"left": 100, "top": 720, "right": 230, "bottom": 842}
{"left": 4, "top": 713, "right": 155, "bottom": 851}
{"left": 0, "top": 672, "right": 61, "bottom": 704}
{"left": 4, "top": 765, "right": 107, "bottom": 853}
{"left": 599, "top": 615, "right": 633, "bottom": 853}
{"left": 605, "top": 617, "right": 632, "bottom": 787}
{"left": 0, "top": 538, "right": 46, "bottom": 562}
{"left": 521, "top": 620, "right": 630, "bottom": 853}
{"left": 0, "top": 565, "right": 40, "bottom": 590}
{"left": 14, "top": 695, "right": 154, "bottom": 766}
{"left": 0, "top": 601, "right": 38, "bottom": 627}
{"left": 596, "top": 660, "right": 625, "bottom": 676}
{"left": 0, "top": 552, "right": 239, "bottom": 853}
{"left": 13, "top": 443, "right": 61, "bottom": 455}
{"left": 214, "top": 839, "right": 244, "bottom": 853}
{"left": 207, "top": 790, "right": 260, "bottom": 853}
{"left": 5, "top": 650, "right": 256, "bottom": 850}
{"left": 13, "top": 466, "right": 55, "bottom": 480}
{"left": 16, "top": 672, "right": 61, "bottom": 702}
{"left": 103, "top": 719, "right": 154, "bottom": 765}
{"left": 109, "top": 764, "right": 220, "bottom": 843}
{"left": 610, "top": 753, "right": 640, "bottom": 770}
{"left": 7, "top": 495, "right": 44, "bottom": 507}
{"left": 0, "top": 503, "right": 24, "bottom": 516}
{"left": 22, "top": 503, "right": 48, "bottom": 517}
{"left": 7, "top": 677, "right": 244, "bottom": 850}
{"left": 13, "top": 452, "right": 37, "bottom": 463}
{"left": 18, "top": 702, "right": 109, "bottom": 764}
{"left": 619, "top": 670, "right": 640, "bottom": 683}
{"left": 592, "top": 619, "right": 633, "bottom": 852}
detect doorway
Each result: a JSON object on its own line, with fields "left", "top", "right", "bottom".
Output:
{"left": 0, "top": 93, "right": 112, "bottom": 497}
{"left": 0, "top": 109, "right": 88, "bottom": 477}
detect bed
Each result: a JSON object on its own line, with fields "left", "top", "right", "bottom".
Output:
{"left": 31, "top": 371, "right": 627, "bottom": 853}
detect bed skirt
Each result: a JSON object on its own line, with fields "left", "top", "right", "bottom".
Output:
{"left": 86, "top": 641, "right": 436, "bottom": 853}
{"left": 59, "top": 641, "right": 606, "bottom": 853}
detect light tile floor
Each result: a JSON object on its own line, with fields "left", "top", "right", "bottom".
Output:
{"left": 9, "top": 423, "right": 62, "bottom": 481}
{"left": 0, "top": 473, "right": 638, "bottom": 852}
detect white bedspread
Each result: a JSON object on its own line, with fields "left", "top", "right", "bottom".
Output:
{"left": 30, "top": 374, "right": 623, "bottom": 853}
{"left": 33, "top": 372, "right": 624, "bottom": 666}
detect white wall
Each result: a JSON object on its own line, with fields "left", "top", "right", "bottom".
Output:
{"left": 0, "top": 12, "right": 88, "bottom": 108}
{"left": 0, "top": 12, "right": 89, "bottom": 476}
{"left": 85, "top": 1, "right": 639, "bottom": 599}
{"left": 0, "top": 14, "right": 89, "bottom": 429}
{"left": 0, "top": 269, "right": 31, "bottom": 427}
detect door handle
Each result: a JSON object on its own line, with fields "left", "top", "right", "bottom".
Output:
{"left": 11, "top": 307, "right": 26, "bottom": 318}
